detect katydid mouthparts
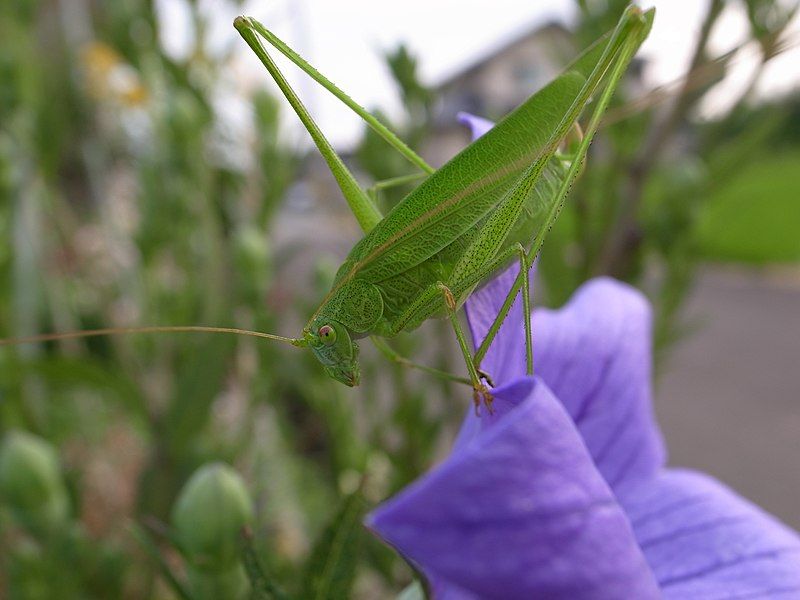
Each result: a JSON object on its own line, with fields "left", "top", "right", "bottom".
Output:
{"left": 1, "top": 7, "right": 653, "bottom": 410}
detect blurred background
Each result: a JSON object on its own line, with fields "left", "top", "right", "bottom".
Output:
{"left": 1, "top": 0, "right": 798, "bottom": 597}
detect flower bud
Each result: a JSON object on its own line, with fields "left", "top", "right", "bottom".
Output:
{"left": 0, "top": 431, "right": 70, "bottom": 536}
{"left": 171, "top": 462, "right": 254, "bottom": 570}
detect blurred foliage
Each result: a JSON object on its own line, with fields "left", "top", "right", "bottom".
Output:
{"left": 541, "top": 0, "right": 800, "bottom": 356}
{"left": 696, "top": 150, "right": 800, "bottom": 262}
{"left": 0, "top": 1, "right": 450, "bottom": 597}
{"left": 0, "top": 0, "right": 798, "bottom": 598}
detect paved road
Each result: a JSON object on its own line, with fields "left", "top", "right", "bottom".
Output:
{"left": 656, "top": 268, "right": 800, "bottom": 528}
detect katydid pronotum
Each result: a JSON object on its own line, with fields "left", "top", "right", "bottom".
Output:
{"left": 1, "top": 6, "right": 654, "bottom": 411}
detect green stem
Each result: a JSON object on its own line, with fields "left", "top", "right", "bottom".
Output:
{"left": 130, "top": 524, "right": 193, "bottom": 600}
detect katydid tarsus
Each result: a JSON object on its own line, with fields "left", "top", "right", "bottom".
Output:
{"left": 0, "top": 7, "right": 654, "bottom": 411}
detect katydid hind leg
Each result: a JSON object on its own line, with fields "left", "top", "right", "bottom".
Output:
{"left": 234, "top": 17, "right": 382, "bottom": 233}
{"left": 373, "top": 20, "right": 646, "bottom": 393}
{"left": 245, "top": 18, "right": 434, "bottom": 176}
{"left": 237, "top": 16, "right": 435, "bottom": 235}
{"left": 470, "top": 243, "right": 534, "bottom": 376}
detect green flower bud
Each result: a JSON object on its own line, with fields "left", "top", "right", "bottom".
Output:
{"left": 0, "top": 431, "right": 70, "bottom": 536}
{"left": 171, "top": 462, "right": 254, "bottom": 570}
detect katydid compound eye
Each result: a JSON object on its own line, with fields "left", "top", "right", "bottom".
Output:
{"left": 319, "top": 325, "right": 336, "bottom": 345}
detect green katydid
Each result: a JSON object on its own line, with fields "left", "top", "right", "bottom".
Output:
{"left": 1, "top": 6, "right": 653, "bottom": 409}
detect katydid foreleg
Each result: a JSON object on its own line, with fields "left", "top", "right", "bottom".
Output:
{"left": 441, "top": 152, "right": 551, "bottom": 386}
{"left": 370, "top": 336, "right": 472, "bottom": 386}
{"left": 428, "top": 243, "right": 532, "bottom": 411}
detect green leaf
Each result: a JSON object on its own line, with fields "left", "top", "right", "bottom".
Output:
{"left": 300, "top": 489, "right": 367, "bottom": 600}
{"left": 3, "top": 356, "right": 149, "bottom": 423}
{"left": 130, "top": 523, "right": 193, "bottom": 600}
{"left": 166, "top": 333, "right": 236, "bottom": 453}
{"left": 240, "top": 527, "right": 288, "bottom": 600}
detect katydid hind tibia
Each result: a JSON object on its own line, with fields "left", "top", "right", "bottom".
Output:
{"left": 1, "top": 7, "right": 654, "bottom": 410}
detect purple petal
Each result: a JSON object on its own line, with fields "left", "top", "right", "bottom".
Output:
{"left": 451, "top": 373, "right": 532, "bottom": 453}
{"left": 533, "top": 278, "right": 666, "bottom": 490}
{"left": 429, "top": 578, "right": 479, "bottom": 600}
{"left": 367, "top": 377, "right": 660, "bottom": 600}
{"left": 457, "top": 112, "right": 494, "bottom": 140}
{"left": 620, "top": 469, "right": 800, "bottom": 598}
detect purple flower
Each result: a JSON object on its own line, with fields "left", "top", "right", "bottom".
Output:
{"left": 365, "top": 115, "right": 800, "bottom": 599}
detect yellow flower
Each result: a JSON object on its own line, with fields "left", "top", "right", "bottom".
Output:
{"left": 82, "top": 42, "right": 148, "bottom": 106}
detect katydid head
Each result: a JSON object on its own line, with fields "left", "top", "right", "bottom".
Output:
{"left": 304, "top": 318, "right": 360, "bottom": 387}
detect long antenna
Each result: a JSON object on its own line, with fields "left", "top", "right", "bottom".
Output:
{"left": 0, "top": 326, "right": 306, "bottom": 348}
